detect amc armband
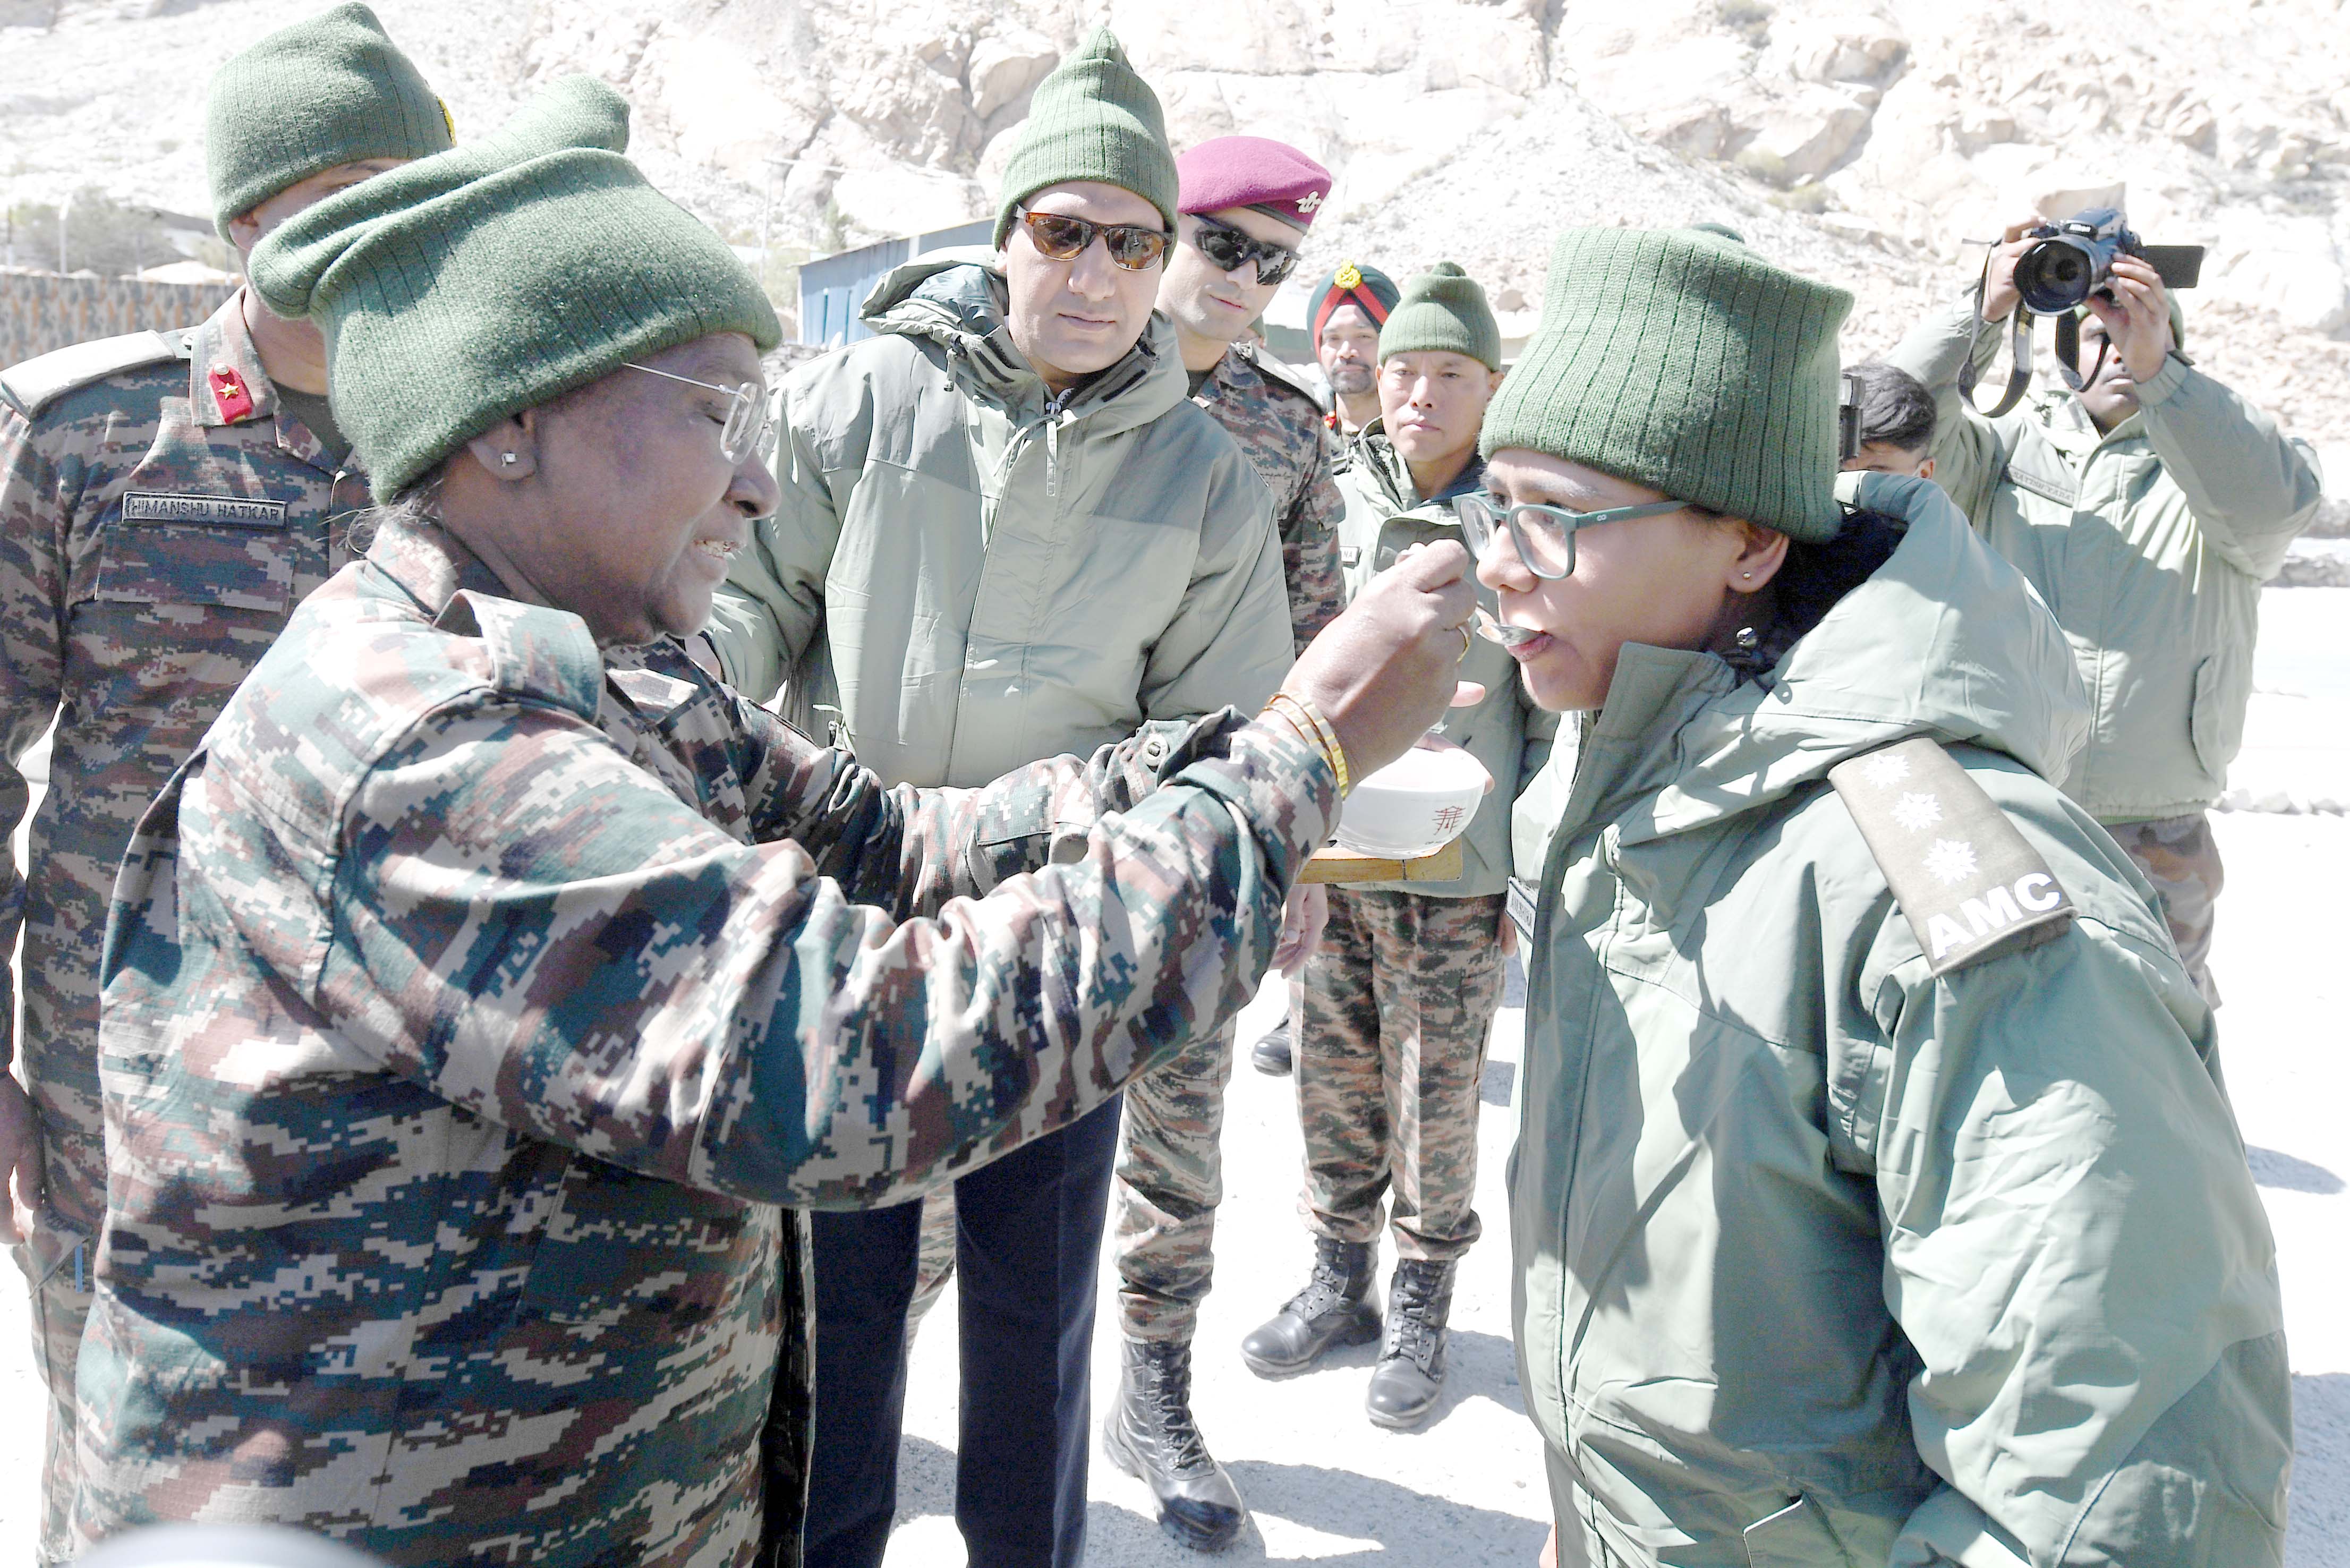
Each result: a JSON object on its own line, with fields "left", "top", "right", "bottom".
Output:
{"left": 1830, "top": 736, "right": 2075, "bottom": 976}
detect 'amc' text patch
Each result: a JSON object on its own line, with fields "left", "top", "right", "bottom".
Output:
{"left": 1831, "top": 736, "right": 2076, "bottom": 976}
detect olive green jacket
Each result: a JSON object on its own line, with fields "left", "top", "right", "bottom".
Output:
{"left": 1886, "top": 297, "right": 2323, "bottom": 822}
{"left": 1515, "top": 472, "right": 2288, "bottom": 1565}
{"left": 706, "top": 252, "right": 1291, "bottom": 787}
{"left": 1335, "top": 425, "right": 1553, "bottom": 897}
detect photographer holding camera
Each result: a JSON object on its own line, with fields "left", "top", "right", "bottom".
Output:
{"left": 1887, "top": 214, "right": 2325, "bottom": 1002}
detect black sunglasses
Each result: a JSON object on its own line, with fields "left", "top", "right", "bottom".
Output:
{"left": 1187, "top": 213, "right": 1301, "bottom": 286}
{"left": 1016, "top": 209, "right": 1173, "bottom": 271}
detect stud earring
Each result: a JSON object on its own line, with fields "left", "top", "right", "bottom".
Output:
{"left": 500, "top": 451, "right": 518, "bottom": 466}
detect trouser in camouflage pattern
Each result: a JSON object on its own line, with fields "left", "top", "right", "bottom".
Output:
{"left": 1297, "top": 888, "right": 1506, "bottom": 1262}
{"left": 1111, "top": 1020, "right": 1240, "bottom": 1344}
{"left": 2107, "top": 810, "right": 2224, "bottom": 1007}
{"left": 14, "top": 1226, "right": 92, "bottom": 1566}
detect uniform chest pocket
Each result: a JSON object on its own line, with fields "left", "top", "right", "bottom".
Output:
{"left": 516, "top": 1157, "right": 772, "bottom": 1334}
{"left": 92, "top": 496, "right": 295, "bottom": 616}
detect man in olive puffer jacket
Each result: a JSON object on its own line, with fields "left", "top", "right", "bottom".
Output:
{"left": 1886, "top": 216, "right": 2324, "bottom": 1002}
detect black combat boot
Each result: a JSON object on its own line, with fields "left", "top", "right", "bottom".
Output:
{"left": 1239, "top": 1237, "right": 1381, "bottom": 1376}
{"left": 1365, "top": 1258, "right": 1456, "bottom": 1429}
{"left": 1249, "top": 1019, "right": 1293, "bottom": 1076}
{"left": 1102, "top": 1338, "right": 1246, "bottom": 1552}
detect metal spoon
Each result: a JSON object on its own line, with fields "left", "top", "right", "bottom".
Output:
{"left": 1474, "top": 606, "right": 1542, "bottom": 648}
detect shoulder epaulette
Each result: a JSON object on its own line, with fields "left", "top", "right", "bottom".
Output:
{"left": 1238, "top": 342, "right": 1328, "bottom": 410}
{"left": 0, "top": 329, "right": 190, "bottom": 421}
{"left": 436, "top": 590, "right": 604, "bottom": 723}
{"left": 1829, "top": 735, "right": 2075, "bottom": 976}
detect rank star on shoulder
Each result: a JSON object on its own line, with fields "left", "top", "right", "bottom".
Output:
{"left": 1860, "top": 752, "right": 1911, "bottom": 788}
{"left": 1891, "top": 792, "right": 1942, "bottom": 832}
{"left": 1924, "top": 838, "right": 1978, "bottom": 885}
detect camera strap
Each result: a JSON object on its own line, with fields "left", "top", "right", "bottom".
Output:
{"left": 1957, "top": 247, "right": 2034, "bottom": 419}
{"left": 2049, "top": 309, "right": 2113, "bottom": 394}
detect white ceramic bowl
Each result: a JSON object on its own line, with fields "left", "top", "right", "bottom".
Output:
{"left": 1333, "top": 744, "right": 1492, "bottom": 860}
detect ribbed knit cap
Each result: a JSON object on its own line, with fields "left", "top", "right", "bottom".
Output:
{"left": 1378, "top": 261, "right": 1502, "bottom": 371}
{"left": 993, "top": 30, "right": 1178, "bottom": 246}
{"left": 249, "top": 75, "right": 779, "bottom": 502}
{"left": 206, "top": 3, "right": 453, "bottom": 237}
{"left": 1481, "top": 226, "right": 1851, "bottom": 542}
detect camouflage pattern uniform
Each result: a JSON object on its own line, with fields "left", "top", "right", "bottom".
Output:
{"left": 0, "top": 292, "right": 368, "bottom": 1562}
{"left": 1298, "top": 889, "right": 1504, "bottom": 1259}
{"left": 75, "top": 515, "right": 1336, "bottom": 1566}
{"left": 2106, "top": 812, "right": 2226, "bottom": 1005}
{"left": 1191, "top": 343, "right": 1347, "bottom": 653}
{"left": 1294, "top": 439, "right": 1542, "bottom": 1265}
{"left": 1111, "top": 341, "right": 1347, "bottom": 1345}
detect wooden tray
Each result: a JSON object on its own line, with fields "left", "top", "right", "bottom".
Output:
{"left": 1299, "top": 837, "right": 1464, "bottom": 885}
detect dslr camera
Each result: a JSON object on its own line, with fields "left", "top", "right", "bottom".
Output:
{"left": 1962, "top": 208, "right": 2208, "bottom": 414}
{"left": 2013, "top": 208, "right": 2204, "bottom": 314}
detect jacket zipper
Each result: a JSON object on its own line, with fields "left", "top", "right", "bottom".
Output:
{"left": 1042, "top": 387, "right": 1071, "bottom": 502}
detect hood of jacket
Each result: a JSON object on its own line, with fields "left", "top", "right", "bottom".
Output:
{"left": 1571, "top": 471, "right": 2090, "bottom": 850}
{"left": 861, "top": 248, "right": 1186, "bottom": 442}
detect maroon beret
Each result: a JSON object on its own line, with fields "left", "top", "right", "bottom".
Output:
{"left": 1176, "top": 135, "right": 1333, "bottom": 230}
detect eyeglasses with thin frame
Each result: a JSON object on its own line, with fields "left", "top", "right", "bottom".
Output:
{"left": 1453, "top": 491, "right": 1688, "bottom": 580}
{"left": 625, "top": 363, "right": 771, "bottom": 464}
{"left": 1186, "top": 213, "right": 1301, "bottom": 287}
{"left": 1016, "top": 208, "right": 1173, "bottom": 271}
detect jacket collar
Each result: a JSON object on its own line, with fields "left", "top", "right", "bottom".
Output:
{"left": 186, "top": 290, "right": 274, "bottom": 430}
{"left": 2037, "top": 384, "right": 2146, "bottom": 458}
{"left": 363, "top": 514, "right": 529, "bottom": 623}
{"left": 1354, "top": 419, "right": 1485, "bottom": 517}
{"left": 1563, "top": 473, "right": 2089, "bottom": 851}
{"left": 1194, "top": 344, "right": 1265, "bottom": 405}
{"left": 187, "top": 287, "right": 342, "bottom": 474}
{"left": 863, "top": 252, "right": 1185, "bottom": 438}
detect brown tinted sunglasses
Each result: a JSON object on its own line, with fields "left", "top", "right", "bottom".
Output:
{"left": 1016, "top": 208, "right": 1173, "bottom": 271}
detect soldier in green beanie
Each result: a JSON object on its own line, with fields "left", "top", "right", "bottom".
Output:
{"left": 705, "top": 28, "right": 1301, "bottom": 1568}
{"left": 0, "top": 8, "right": 446, "bottom": 1559}
{"left": 66, "top": 71, "right": 1481, "bottom": 1568}
{"left": 1479, "top": 226, "right": 2288, "bottom": 1565}
{"left": 1245, "top": 260, "right": 1548, "bottom": 1433}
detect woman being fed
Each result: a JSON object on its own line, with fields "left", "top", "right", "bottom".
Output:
{"left": 1483, "top": 226, "right": 2288, "bottom": 1567}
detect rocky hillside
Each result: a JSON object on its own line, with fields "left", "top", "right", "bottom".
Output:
{"left": 4, "top": 0, "right": 2346, "bottom": 464}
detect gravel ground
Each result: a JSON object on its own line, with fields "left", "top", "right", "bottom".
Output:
{"left": 0, "top": 595, "right": 2343, "bottom": 1564}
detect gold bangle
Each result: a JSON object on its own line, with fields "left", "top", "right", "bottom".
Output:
{"left": 1303, "top": 704, "right": 1352, "bottom": 796}
{"left": 1265, "top": 692, "right": 1351, "bottom": 796}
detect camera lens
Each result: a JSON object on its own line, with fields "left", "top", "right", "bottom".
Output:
{"left": 2016, "top": 239, "right": 2094, "bottom": 314}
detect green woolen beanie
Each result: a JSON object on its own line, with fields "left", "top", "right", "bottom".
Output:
{"left": 1480, "top": 226, "right": 1852, "bottom": 543}
{"left": 992, "top": 29, "right": 1178, "bottom": 246}
{"left": 206, "top": 2, "right": 454, "bottom": 238}
{"left": 250, "top": 75, "right": 781, "bottom": 502}
{"left": 1378, "top": 261, "right": 1502, "bottom": 371}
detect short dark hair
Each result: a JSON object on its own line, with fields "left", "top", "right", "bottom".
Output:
{"left": 1845, "top": 361, "right": 1936, "bottom": 454}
